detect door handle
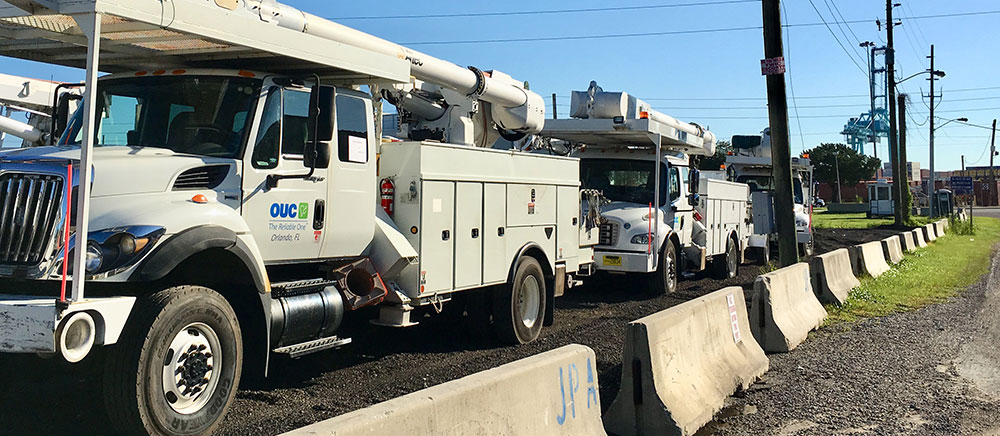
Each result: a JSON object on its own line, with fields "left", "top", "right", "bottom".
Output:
{"left": 471, "top": 228, "right": 480, "bottom": 239}
{"left": 442, "top": 230, "right": 451, "bottom": 241}
{"left": 313, "top": 199, "right": 325, "bottom": 230}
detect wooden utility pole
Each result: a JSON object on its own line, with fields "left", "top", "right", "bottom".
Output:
{"left": 890, "top": 95, "right": 901, "bottom": 224}
{"left": 761, "top": 0, "right": 798, "bottom": 266}
{"left": 886, "top": 0, "right": 901, "bottom": 223}
{"left": 898, "top": 94, "right": 909, "bottom": 222}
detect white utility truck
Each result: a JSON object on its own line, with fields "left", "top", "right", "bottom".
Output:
{"left": 0, "top": 2, "right": 598, "bottom": 435}
{"left": 728, "top": 129, "right": 815, "bottom": 259}
{"left": 0, "top": 72, "right": 80, "bottom": 147}
{"left": 542, "top": 83, "right": 751, "bottom": 294}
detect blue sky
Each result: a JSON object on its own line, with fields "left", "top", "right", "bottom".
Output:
{"left": 2, "top": 0, "right": 997, "bottom": 171}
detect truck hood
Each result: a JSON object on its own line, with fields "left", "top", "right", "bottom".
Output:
{"left": 0, "top": 146, "right": 234, "bottom": 197}
{"left": 599, "top": 201, "right": 667, "bottom": 226}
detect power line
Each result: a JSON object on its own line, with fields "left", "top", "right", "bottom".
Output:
{"left": 329, "top": 0, "right": 759, "bottom": 20}
{"left": 821, "top": 0, "right": 866, "bottom": 63}
{"left": 401, "top": 9, "right": 1000, "bottom": 45}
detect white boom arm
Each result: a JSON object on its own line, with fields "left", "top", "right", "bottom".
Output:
{"left": 0, "top": 73, "right": 79, "bottom": 146}
{"left": 0, "top": 113, "right": 42, "bottom": 143}
{"left": 249, "top": 0, "right": 545, "bottom": 146}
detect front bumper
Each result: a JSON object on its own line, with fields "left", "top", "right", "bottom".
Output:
{"left": 594, "top": 250, "right": 655, "bottom": 273}
{"left": 0, "top": 294, "right": 135, "bottom": 353}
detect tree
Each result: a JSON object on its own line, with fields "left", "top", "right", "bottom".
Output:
{"left": 698, "top": 140, "right": 732, "bottom": 170}
{"left": 804, "top": 143, "right": 881, "bottom": 201}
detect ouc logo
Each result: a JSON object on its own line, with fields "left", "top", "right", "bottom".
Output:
{"left": 270, "top": 202, "right": 309, "bottom": 220}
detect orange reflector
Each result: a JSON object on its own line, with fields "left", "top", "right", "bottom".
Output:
{"left": 802, "top": 153, "right": 810, "bottom": 159}
{"left": 639, "top": 111, "right": 649, "bottom": 119}
{"left": 152, "top": 70, "right": 166, "bottom": 76}
{"left": 134, "top": 71, "right": 148, "bottom": 76}
{"left": 238, "top": 70, "right": 256, "bottom": 78}
{"left": 172, "top": 69, "right": 187, "bottom": 75}
{"left": 727, "top": 151, "right": 734, "bottom": 156}
{"left": 191, "top": 194, "right": 208, "bottom": 204}
{"left": 410, "top": 226, "right": 418, "bottom": 234}
{"left": 720, "top": 164, "right": 726, "bottom": 170}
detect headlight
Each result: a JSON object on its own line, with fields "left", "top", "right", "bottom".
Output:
{"left": 795, "top": 218, "right": 809, "bottom": 228}
{"left": 631, "top": 233, "right": 650, "bottom": 245}
{"left": 84, "top": 243, "right": 103, "bottom": 273}
{"left": 78, "top": 226, "right": 165, "bottom": 276}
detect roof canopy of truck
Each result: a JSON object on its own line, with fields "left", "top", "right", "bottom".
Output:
{"left": 0, "top": 0, "right": 409, "bottom": 84}
{"left": 542, "top": 117, "right": 715, "bottom": 157}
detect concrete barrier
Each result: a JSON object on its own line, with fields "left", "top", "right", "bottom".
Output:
{"left": 922, "top": 224, "right": 937, "bottom": 242}
{"left": 940, "top": 218, "right": 950, "bottom": 232}
{"left": 604, "top": 287, "right": 768, "bottom": 436}
{"left": 881, "top": 237, "right": 904, "bottom": 264}
{"left": 283, "top": 345, "right": 606, "bottom": 436}
{"left": 850, "top": 241, "right": 892, "bottom": 277}
{"left": 809, "top": 248, "right": 859, "bottom": 306}
{"left": 913, "top": 228, "right": 928, "bottom": 248}
{"left": 750, "top": 263, "right": 827, "bottom": 353}
{"left": 898, "top": 231, "right": 917, "bottom": 253}
{"left": 934, "top": 221, "right": 946, "bottom": 237}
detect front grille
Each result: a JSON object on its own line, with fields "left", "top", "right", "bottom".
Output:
{"left": 599, "top": 222, "right": 620, "bottom": 246}
{"left": 0, "top": 172, "right": 64, "bottom": 266}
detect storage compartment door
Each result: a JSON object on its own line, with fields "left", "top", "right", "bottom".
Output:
{"left": 454, "top": 182, "right": 484, "bottom": 289}
{"left": 419, "top": 181, "right": 455, "bottom": 294}
{"left": 483, "top": 183, "right": 508, "bottom": 284}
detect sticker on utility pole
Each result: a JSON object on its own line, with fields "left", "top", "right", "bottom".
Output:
{"left": 727, "top": 293, "right": 742, "bottom": 343}
{"left": 761, "top": 57, "right": 786, "bottom": 76}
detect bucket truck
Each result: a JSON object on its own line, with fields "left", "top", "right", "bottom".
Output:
{"left": 0, "top": 72, "right": 80, "bottom": 147}
{"left": 0, "top": 2, "right": 596, "bottom": 435}
{"left": 542, "top": 82, "right": 751, "bottom": 294}
{"left": 727, "top": 128, "right": 815, "bottom": 259}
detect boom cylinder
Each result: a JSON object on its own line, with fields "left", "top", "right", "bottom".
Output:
{"left": 255, "top": 1, "right": 532, "bottom": 110}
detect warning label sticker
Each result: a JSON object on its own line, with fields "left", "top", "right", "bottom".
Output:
{"left": 727, "top": 293, "right": 742, "bottom": 343}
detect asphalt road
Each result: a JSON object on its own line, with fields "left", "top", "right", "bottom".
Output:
{"left": 967, "top": 206, "right": 1000, "bottom": 220}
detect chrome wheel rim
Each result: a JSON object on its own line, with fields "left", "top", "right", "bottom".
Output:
{"left": 161, "top": 322, "right": 222, "bottom": 415}
{"left": 517, "top": 275, "right": 541, "bottom": 329}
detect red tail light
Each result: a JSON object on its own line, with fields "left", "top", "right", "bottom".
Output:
{"left": 379, "top": 178, "right": 395, "bottom": 217}
{"left": 693, "top": 210, "right": 704, "bottom": 222}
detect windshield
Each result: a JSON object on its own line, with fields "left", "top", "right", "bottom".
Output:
{"left": 60, "top": 76, "right": 262, "bottom": 158}
{"left": 581, "top": 159, "right": 668, "bottom": 205}
{"left": 737, "top": 175, "right": 805, "bottom": 204}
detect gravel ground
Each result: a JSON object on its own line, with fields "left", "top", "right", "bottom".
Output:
{"left": 0, "top": 228, "right": 932, "bottom": 435}
{"left": 710, "top": 247, "right": 1000, "bottom": 436}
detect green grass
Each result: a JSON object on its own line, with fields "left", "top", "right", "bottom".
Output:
{"left": 825, "top": 217, "right": 1000, "bottom": 324}
{"left": 812, "top": 211, "right": 933, "bottom": 229}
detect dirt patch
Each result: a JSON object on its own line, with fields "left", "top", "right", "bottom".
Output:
{"left": 814, "top": 226, "right": 908, "bottom": 254}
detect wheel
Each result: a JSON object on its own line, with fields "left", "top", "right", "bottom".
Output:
{"left": 712, "top": 237, "right": 739, "bottom": 279}
{"left": 493, "top": 257, "right": 546, "bottom": 344}
{"left": 104, "top": 286, "right": 242, "bottom": 436}
{"left": 648, "top": 242, "right": 678, "bottom": 295}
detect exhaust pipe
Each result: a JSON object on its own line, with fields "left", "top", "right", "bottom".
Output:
{"left": 57, "top": 311, "right": 96, "bottom": 363}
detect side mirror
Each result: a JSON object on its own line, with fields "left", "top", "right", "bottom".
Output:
{"left": 304, "top": 85, "right": 335, "bottom": 169}
{"left": 688, "top": 169, "right": 701, "bottom": 194}
{"left": 310, "top": 85, "right": 336, "bottom": 143}
{"left": 304, "top": 141, "right": 331, "bottom": 169}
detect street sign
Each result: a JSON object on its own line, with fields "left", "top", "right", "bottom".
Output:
{"left": 951, "top": 176, "right": 973, "bottom": 194}
{"left": 760, "top": 57, "right": 786, "bottom": 76}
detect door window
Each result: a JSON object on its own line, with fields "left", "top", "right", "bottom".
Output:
{"left": 336, "top": 94, "right": 369, "bottom": 164}
{"left": 668, "top": 167, "right": 681, "bottom": 202}
{"left": 251, "top": 87, "right": 312, "bottom": 169}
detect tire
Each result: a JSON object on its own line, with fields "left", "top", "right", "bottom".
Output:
{"left": 493, "top": 257, "right": 546, "bottom": 345}
{"left": 648, "top": 242, "right": 678, "bottom": 295}
{"left": 713, "top": 237, "right": 739, "bottom": 279}
{"left": 104, "top": 286, "right": 242, "bottom": 436}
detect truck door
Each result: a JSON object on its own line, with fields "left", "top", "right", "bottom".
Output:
{"left": 668, "top": 165, "right": 692, "bottom": 248}
{"left": 242, "top": 84, "right": 328, "bottom": 262}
